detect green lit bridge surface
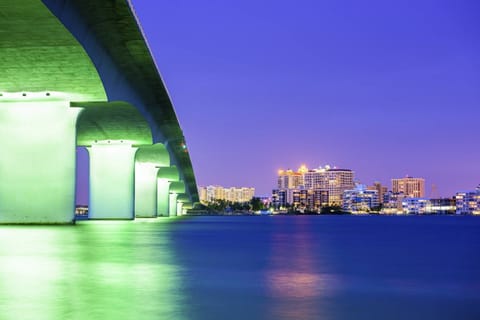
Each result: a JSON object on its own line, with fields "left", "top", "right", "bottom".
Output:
{"left": 0, "top": 0, "right": 198, "bottom": 223}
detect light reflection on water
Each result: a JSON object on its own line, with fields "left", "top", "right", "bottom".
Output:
{"left": 0, "top": 216, "right": 479, "bottom": 320}
{"left": 0, "top": 221, "right": 186, "bottom": 320}
{"left": 266, "top": 217, "right": 340, "bottom": 319}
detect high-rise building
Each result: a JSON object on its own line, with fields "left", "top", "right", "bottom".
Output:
{"left": 274, "top": 165, "right": 354, "bottom": 208}
{"left": 392, "top": 176, "right": 425, "bottom": 198}
{"left": 199, "top": 185, "right": 255, "bottom": 204}
{"left": 322, "top": 169, "right": 355, "bottom": 205}
{"left": 277, "top": 168, "right": 304, "bottom": 189}
{"left": 303, "top": 165, "right": 330, "bottom": 189}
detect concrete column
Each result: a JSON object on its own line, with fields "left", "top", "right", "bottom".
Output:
{"left": 134, "top": 164, "right": 159, "bottom": 217}
{"left": 168, "top": 181, "right": 185, "bottom": 217}
{"left": 157, "top": 179, "right": 170, "bottom": 216}
{"left": 88, "top": 144, "right": 137, "bottom": 219}
{"left": 176, "top": 202, "right": 183, "bottom": 216}
{"left": 169, "top": 193, "right": 178, "bottom": 217}
{"left": 0, "top": 98, "right": 80, "bottom": 224}
{"left": 182, "top": 202, "right": 193, "bottom": 215}
{"left": 134, "top": 144, "right": 170, "bottom": 218}
{"left": 156, "top": 166, "right": 180, "bottom": 217}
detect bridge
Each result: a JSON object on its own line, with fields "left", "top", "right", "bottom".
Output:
{"left": 0, "top": 0, "right": 198, "bottom": 223}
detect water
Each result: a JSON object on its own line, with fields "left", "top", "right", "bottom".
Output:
{"left": 0, "top": 216, "right": 479, "bottom": 320}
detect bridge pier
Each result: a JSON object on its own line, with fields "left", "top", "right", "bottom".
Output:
{"left": 88, "top": 144, "right": 137, "bottom": 219}
{"left": 176, "top": 202, "right": 184, "bottom": 216}
{"left": 157, "top": 166, "right": 180, "bottom": 217}
{"left": 134, "top": 164, "right": 159, "bottom": 218}
{"left": 176, "top": 195, "right": 190, "bottom": 216}
{"left": 169, "top": 193, "right": 178, "bottom": 217}
{"left": 0, "top": 98, "right": 80, "bottom": 224}
{"left": 169, "top": 181, "right": 186, "bottom": 217}
{"left": 182, "top": 202, "right": 193, "bottom": 215}
{"left": 134, "top": 144, "right": 170, "bottom": 218}
{"left": 74, "top": 101, "right": 152, "bottom": 220}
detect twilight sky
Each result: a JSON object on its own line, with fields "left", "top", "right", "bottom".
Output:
{"left": 77, "top": 0, "right": 479, "bottom": 202}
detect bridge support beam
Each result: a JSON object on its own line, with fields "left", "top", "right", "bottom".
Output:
{"left": 88, "top": 144, "right": 137, "bottom": 219}
{"left": 0, "top": 98, "right": 80, "bottom": 224}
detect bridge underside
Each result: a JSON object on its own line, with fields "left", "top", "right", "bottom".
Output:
{"left": 0, "top": 0, "right": 198, "bottom": 223}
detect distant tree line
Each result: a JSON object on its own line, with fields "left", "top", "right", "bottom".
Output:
{"left": 205, "top": 197, "right": 265, "bottom": 213}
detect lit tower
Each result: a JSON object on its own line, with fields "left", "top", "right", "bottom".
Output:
{"left": 392, "top": 176, "right": 425, "bottom": 198}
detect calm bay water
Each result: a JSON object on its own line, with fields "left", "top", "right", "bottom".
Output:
{"left": 0, "top": 215, "right": 479, "bottom": 320}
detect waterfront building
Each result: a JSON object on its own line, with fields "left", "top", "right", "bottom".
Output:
{"left": 312, "top": 189, "right": 329, "bottom": 210}
{"left": 392, "top": 176, "right": 425, "bottom": 198}
{"left": 272, "top": 189, "right": 288, "bottom": 209}
{"left": 199, "top": 185, "right": 255, "bottom": 204}
{"left": 402, "top": 198, "right": 429, "bottom": 214}
{"left": 455, "top": 185, "right": 480, "bottom": 215}
{"left": 322, "top": 169, "right": 355, "bottom": 205}
{"left": 342, "top": 184, "right": 379, "bottom": 213}
{"left": 275, "top": 165, "right": 354, "bottom": 208}
{"left": 291, "top": 188, "right": 308, "bottom": 210}
{"left": 426, "top": 198, "right": 456, "bottom": 214}
{"left": 381, "top": 191, "right": 406, "bottom": 214}
{"left": 302, "top": 166, "right": 354, "bottom": 206}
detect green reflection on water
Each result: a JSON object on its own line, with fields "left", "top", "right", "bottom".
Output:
{"left": 0, "top": 220, "right": 186, "bottom": 320}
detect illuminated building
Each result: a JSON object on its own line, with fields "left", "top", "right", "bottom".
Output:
{"left": 224, "top": 187, "right": 256, "bottom": 203}
{"left": 277, "top": 168, "right": 304, "bottom": 189}
{"left": 271, "top": 187, "right": 327, "bottom": 212}
{"left": 383, "top": 195, "right": 455, "bottom": 215}
{"left": 199, "top": 187, "right": 208, "bottom": 204}
{"left": 291, "top": 189, "right": 308, "bottom": 210}
{"left": 342, "top": 184, "right": 379, "bottom": 213}
{"left": 322, "top": 169, "right": 355, "bottom": 205}
{"left": 274, "top": 165, "right": 354, "bottom": 208}
{"left": 455, "top": 185, "right": 480, "bottom": 215}
{"left": 272, "top": 189, "right": 288, "bottom": 209}
{"left": 426, "top": 198, "right": 456, "bottom": 214}
{"left": 199, "top": 185, "right": 255, "bottom": 204}
{"left": 392, "top": 176, "right": 425, "bottom": 198}
{"left": 381, "top": 191, "right": 406, "bottom": 214}
{"left": 402, "top": 198, "right": 429, "bottom": 214}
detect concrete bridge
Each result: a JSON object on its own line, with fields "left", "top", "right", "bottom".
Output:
{"left": 0, "top": 0, "right": 198, "bottom": 223}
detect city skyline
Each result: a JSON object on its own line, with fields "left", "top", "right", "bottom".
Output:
{"left": 76, "top": 0, "right": 479, "bottom": 203}
{"left": 128, "top": 0, "right": 478, "bottom": 198}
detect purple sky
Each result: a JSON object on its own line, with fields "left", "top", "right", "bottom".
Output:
{"left": 77, "top": 0, "right": 479, "bottom": 203}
